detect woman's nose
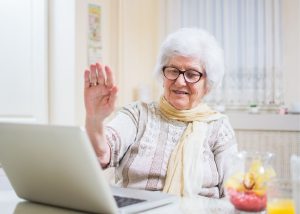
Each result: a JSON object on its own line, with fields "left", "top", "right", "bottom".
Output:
{"left": 174, "top": 73, "right": 187, "bottom": 86}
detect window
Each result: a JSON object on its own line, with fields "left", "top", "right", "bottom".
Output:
{"left": 178, "top": 0, "right": 283, "bottom": 109}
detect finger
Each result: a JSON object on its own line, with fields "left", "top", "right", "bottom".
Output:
{"left": 90, "top": 64, "right": 98, "bottom": 85}
{"left": 96, "top": 63, "right": 105, "bottom": 85}
{"left": 108, "top": 86, "right": 118, "bottom": 108}
{"left": 105, "top": 66, "right": 114, "bottom": 88}
{"left": 84, "top": 70, "right": 91, "bottom": 88}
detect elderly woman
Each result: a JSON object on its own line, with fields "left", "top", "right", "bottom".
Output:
{"left": 84, "top": 28, "right": 237, "bottom": 198}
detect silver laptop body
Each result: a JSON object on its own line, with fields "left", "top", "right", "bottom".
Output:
{"left": 0, "top": 123, "right": 176, "bottom": 213}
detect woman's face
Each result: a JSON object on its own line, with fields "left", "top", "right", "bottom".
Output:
{"left": 163, "top": 55, "right": 208, "bottom": 110}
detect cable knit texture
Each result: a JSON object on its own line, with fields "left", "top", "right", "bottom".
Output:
{"left": 105, "top": 101, "right": 237, "bottom": 198}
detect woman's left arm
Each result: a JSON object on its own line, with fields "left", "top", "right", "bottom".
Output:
{"left": 213, "top": 118, "right": 238, "bottom": 198}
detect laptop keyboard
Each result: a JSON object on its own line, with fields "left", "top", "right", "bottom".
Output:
{"left": 113, "top": 195, "right": 146, "bottom": 208}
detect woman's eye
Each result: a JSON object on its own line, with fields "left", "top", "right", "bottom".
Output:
{"left": 168, "top": 69, "right": 178, "bottom": 75}
{"left": 186, "top": 72, "right": 198, "bottom": 79}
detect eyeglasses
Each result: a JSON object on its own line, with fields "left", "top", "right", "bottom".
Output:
{"left": 162, "top": 66, "right": 203, "bottom": 83}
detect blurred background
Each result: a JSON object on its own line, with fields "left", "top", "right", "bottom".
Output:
{"left": 0, "top": 0, "right": 299, "bottom": 177}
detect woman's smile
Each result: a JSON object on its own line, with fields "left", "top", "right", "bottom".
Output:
{"left": 172, "top": 89, "right": 189, "bottom": 95}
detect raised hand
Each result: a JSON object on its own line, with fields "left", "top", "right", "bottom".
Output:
{"left": 84, "top": 63, "right": 118, "bottom": 122}
{"left": 84, "top": 63, "right": 117, "bottom": 165}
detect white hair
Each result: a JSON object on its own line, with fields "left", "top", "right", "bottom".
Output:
{"left": 154, "top": 28, "right": 224, "bottom": 90}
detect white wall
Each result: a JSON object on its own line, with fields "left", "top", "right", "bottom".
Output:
{"left": 117, "top": 0, "right": 161, "bottom": 106}
{"left": 0, "top": 0, "right": 48, "bottom": 124}
{"left": 49, "top": 0, "right": 77, "bottom": 125}
{"left": 282, "top": 0, "right": 300, "bottom": 107}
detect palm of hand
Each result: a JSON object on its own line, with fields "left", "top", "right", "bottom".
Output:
{"left": 85, "top": 84, "right": 117, "bottom": 120}
{"left": 84, "top": 63, "right": 118, "bottom": 121}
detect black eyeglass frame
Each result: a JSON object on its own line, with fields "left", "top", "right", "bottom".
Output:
{"left": 162, "top": 66, "right": 203, "bottom": 83}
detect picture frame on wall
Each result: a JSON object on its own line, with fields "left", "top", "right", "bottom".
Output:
{"left": 87, "top": 3, "right": 102, "bottom": 65}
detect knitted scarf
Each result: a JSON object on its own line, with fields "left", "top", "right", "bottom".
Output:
{"left": 160, "top": 96, "right": 224, "bottom": 196}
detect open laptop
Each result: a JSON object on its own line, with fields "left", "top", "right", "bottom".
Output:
{"left": 0, "top": 123, "right": 177, "bottom": 213}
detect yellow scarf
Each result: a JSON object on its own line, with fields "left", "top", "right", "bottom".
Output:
{"left": 160, "top": 96, "right": 225, "bottom": 197}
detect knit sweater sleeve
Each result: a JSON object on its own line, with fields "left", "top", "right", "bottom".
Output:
{"left": 104, "top": 102, "right": 143, "bottom": 167}
{"left": 213, "top": 118, "right": 238, "bottom": 197}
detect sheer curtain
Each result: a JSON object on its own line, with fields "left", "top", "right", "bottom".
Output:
{"left": 180, "top": 0, "right": 283, "bottom": 108}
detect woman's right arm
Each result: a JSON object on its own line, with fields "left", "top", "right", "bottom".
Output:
{"left": 84, "top": 63, "right": 118, "bottom": 167}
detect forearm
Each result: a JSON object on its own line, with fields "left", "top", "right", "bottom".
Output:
{"left": 85, "top": 116, "right": 111, "bottom": 167}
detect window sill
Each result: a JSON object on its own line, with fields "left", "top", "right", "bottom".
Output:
{"left": 227, "top": 112, "right": 300, "bottom": 131}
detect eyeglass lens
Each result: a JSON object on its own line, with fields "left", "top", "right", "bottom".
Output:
{"left": 163, "top": 67, "right": 202, "bottom": 83}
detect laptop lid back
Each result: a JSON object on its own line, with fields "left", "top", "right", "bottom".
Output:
{"left": 0, "top": 123, "right": 118, "bottom": 213}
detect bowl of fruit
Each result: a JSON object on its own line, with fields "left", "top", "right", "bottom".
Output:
{"left": 225, "top": 151, "right": 276, "bottom": 212}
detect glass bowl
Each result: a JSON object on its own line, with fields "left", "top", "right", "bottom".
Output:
{"left": 225, "top": 151, "right": 275, "bottom": 212}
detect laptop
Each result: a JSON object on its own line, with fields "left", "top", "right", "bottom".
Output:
{"left": 0, "top": 123, "right": 177, "bottom": 213}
